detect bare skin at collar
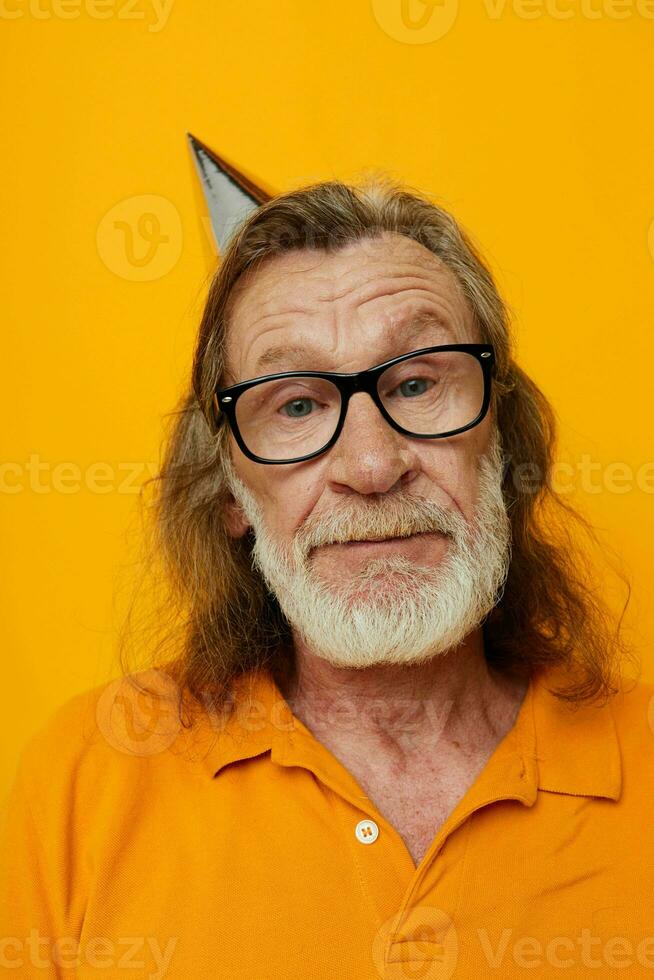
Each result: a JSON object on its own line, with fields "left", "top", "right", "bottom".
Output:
{"left": 279, "top": 635, "right": 529, "bottom": 776}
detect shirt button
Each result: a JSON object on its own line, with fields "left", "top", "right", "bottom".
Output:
{"left": 355, "top": 819, "right": 379, "bottom": 844}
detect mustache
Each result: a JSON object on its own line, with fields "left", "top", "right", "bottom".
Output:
{"left": 295, "top": 493, "right": 468, "bottom": 555}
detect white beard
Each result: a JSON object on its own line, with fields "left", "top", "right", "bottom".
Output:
{"left": 223, "top": 430, "right": 511, "bottom": 669}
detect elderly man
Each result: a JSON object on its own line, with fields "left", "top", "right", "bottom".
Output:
{"left": 1, "top": 176, "right": 652, "bottom": 979}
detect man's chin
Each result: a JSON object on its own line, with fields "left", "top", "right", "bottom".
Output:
{"left": 309, "top": 557, "right": 436, "bottom": 603}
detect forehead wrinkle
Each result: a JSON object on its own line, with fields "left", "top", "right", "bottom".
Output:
{"left": 323, "top": 268, "right": 457, "bottom": 315}
{"left": 247, "top": 311, "right": 459, "bottom": 378}
{"left": 224, "top": 305, "right": 321, "bottom": 383}
{"left": 224, "top": 245, "right": 473, "bottom": 382}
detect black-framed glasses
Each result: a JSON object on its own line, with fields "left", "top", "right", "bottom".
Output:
{"left": 206, "top": 344, "right": 495, "bottom": 465}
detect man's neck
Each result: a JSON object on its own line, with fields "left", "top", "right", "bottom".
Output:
{"left": 278, "top": 631, "right": 530, "bottom": 769}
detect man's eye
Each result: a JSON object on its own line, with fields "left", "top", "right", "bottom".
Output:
{"left": 394, "top": 377, "right": 434, "bottom": 398}
{"left": 280, "top": 398, "right": 315, "bottom": 418}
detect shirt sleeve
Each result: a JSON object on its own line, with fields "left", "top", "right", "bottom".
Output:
{"left": 0, "top": 730, "right": 84, "bottom": 978}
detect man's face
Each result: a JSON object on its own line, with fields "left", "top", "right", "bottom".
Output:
{"left": 221, "top": 231, "right": 511, "bottom": 668}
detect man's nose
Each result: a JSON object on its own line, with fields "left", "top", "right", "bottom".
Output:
{"left": 324, "top": 391, "right": 419, "bottom": 495}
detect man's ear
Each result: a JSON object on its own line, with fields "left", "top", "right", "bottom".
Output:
{"left": 223, "top": 493, "right": 251, "bottom": 539}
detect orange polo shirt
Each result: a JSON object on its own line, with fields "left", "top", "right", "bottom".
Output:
{"left": 1, "top": 661, "right": 653, "bottom": 979}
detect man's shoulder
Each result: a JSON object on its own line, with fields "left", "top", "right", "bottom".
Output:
{"left": 14, "top": 679, "right": 110, "bottom": 779}
{"left": 10, "top": 670, "right": 193, "bottom": 806}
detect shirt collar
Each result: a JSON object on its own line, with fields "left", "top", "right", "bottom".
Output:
{"left": 187, "top": 661, "right": 622, "bottom": 803}
{"left": 529, "top": 662, "right": 621, "bottom": 799}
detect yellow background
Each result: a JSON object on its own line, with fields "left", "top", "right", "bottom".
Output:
{"left": 1, "top": 0, "right": 653, "bottom": 798}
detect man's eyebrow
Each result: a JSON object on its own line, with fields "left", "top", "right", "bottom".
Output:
{"left": 254, "top": 344, "right": 316, "bottom": 374}
{"left": 251, "top": 312, "right": 456, "bottom": 375}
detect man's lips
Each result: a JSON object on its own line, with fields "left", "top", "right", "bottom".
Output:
{"left": 317, "top": 531, "right": 445, "bottom": 552}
